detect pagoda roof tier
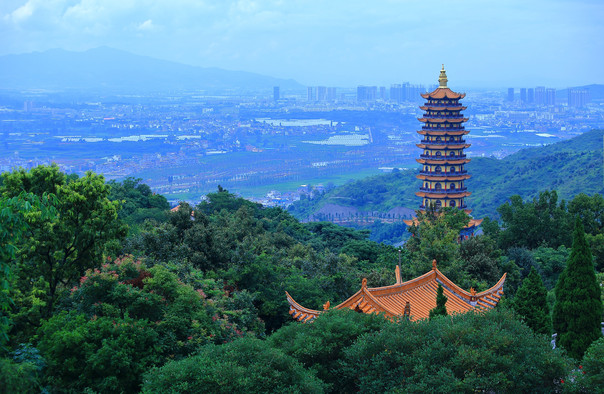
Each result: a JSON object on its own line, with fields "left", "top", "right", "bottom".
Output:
{"left": 416, "top": 158, "right": 471, "bottom": 165}
{"left": 420, "top": 88, "right": 466, "bottom": 100}
{"left": 287, "top": 263, "right": 505, "bottom": 322}
{"left": 416, "top": 174, "right": 471, "bottom": 181}
{"left": 416, "top": 191, "right": 471, "bottom": 199}
{"left": 418, "top": 118, "right": 469, "bottom": 123}
{"left": 417, "top": 130, "right": 470, "bottom": 136}
{"left": 419, "top": 105, "right": 467, "bottom": 111}
{"left": 416, "top": 143, "right": 471, "bottom": 150}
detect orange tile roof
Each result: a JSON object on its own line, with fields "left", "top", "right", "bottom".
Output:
{"left": 287, "top": 262, "right": 505, "bottom": 322}
{"left": 420, "top": 88, "right": 466, "bottom": 100}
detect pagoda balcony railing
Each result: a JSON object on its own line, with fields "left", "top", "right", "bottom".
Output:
{"left": 419, "top": 154, "right": 467, "bottom": 160}
{"left": 421, "top": 126, "right": 466, "bottom": 131}
{"left": 419, "top": 187, "right": 468, "bottom": 194}
{"left": 419, "top": 170, "right": 468, "bottom": 176}
{"left": 420, "top": 139, "right": 467, "bottom": 145}
{"left": 420, "top": 204, "right": 468, "bottom": 210}
{"left": 422, "top": 114, "right": 465, "bottom": 119}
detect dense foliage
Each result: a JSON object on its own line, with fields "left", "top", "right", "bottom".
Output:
{"left": 513, "top": 266, "right": 551, "bottom": 335}
{"left": 0, "top": 163, "right": 601, "bottom": 392}
{"left": 553, "top": 220, "right": 602, "bottom": 360}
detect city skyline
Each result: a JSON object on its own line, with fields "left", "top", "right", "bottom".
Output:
{"left": 1, "top": 0, "right": 603, "bottom": 88}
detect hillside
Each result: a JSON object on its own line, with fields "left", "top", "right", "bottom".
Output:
{"left": 289, "top": 129, "right": 604, "bottom": 220}
{"left": 0, "top": 47, "right": 303, "bottom": 92}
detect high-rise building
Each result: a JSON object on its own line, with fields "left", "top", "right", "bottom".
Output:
{"left": 390, "top": 84, "right": 403, "bottom": 103}
{"left": 307, "top": 87, "right": 313, "bottom": 102}
{"left": 568, "top": 88, "right": 590, "bottom": 108}
{"left": 379, "top": 86, "right": 386, "bottom": 100}
{"left": 327, "top": 87, "right": 337, "bottom": 101}
{"left": 520, "top": 88, "right": 527, "bottom": 103}
{"left": 535, "top": 86, "right": 546, "bottom": 106}
{"left": 546, "top": 88, "right": 556, "bottom": 106}
{"left": 316, "top": 86, "right": 327, "bottom": 101}
{"left": 357, "top": 86, "right": 377, "bottom": 101}
{"left": 528, "top": 88, "right": 534, "bottom": 103}
{"left": 507, "top": 88, "right": 514, "bottom": 102}
{"left": 273, "top": 86, "right": 280, "bottom": 101}
{"left": 403, "top": 65, "right": 482, "bottom": 238}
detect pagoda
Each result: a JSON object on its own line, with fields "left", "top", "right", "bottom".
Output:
{"left": 403, "top": 65, "right": 482, "bottom": 237}
{"left": 286, "top": 260, "right": 506, "bottom": 322}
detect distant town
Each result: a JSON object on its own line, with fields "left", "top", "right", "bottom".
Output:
{"left": 1, "top": 83, "right": 602, "bottom": 207}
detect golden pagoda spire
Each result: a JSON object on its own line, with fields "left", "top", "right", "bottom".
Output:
{"left": 438, "top": 64, "right": 448, "bottom": 88}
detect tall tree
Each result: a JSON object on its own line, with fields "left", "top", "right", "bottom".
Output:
{"left": 512, "top": 266, "right": 551, "bottom": 335}
{"left": 553, "top": 219, "right": 602, "bottom": 359}
{"left": 1, "top": 165, "right": 125, "bottom": 327}
{"left": 429, "top": 284, "right": 448, "bottom": 319}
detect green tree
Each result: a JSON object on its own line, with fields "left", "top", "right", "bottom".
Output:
{"left": 513, "top": 266, "right": 551, "bottom": 335}
{"left": 269, "top": 308, "right": 388, "bottom": 392}
{"left": 582, "top": 337, "right": 604, "bottom": 389}
{"left": 142, "top": 337, "right": 326, "bottom": 393}
{"left": 405, "top": 208, "right": 469, "bottom": 275}
{"left": 0, "top": 192, "right": 56, "bottom": 348}
{"left": 429, "top": 284, "right": 448, "bottom": 319}
{"left": 38, "top": 312, "right": 160, "bottom": 393}
{"left": 340, "top": 309, "right": 571, "bottom": 393}
{"left": 1, "top": 165, "right": 125, "bottom": 334}
{"left": 553, "top": 219, "right": 602, "bottom": 359}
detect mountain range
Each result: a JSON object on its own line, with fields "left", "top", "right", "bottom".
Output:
{"left": 0, "top": 47, "right": 303, "bottom": 92}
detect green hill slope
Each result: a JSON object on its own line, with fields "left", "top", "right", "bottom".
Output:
{"left": 289, "top": 129, "right": 604, "bottom": 220}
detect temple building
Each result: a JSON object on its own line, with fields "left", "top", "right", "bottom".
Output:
{"left": 403, "top": 65, "right": 482, "bottom": 237}
{"left": 286, "top": 260, "right": 506, "bottom": 322}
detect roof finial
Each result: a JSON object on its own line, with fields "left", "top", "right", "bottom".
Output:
{"left": 432, "top": 259, "right": 437, "bottom": 270}
{"left": 438, "top": 64, "right": 448, "bottom": 88}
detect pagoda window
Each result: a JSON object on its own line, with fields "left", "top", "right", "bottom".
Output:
{"left": 425, "top": 182, "right": 429, "bottom": 188}
{"left": 449, "top": 151, "right": 455, "bottom": 157}
{"left": 449, "top": 136, "right": 454, "bottom": 141}
{"left": 450, "top": 200, "right": 456, "bottom": 207}
{"left": 435, "top": 183, "right": 442, "bottom": 190}
{"left": 450, "top": 166, "right": 455, "bottom": 172}
{"left": 450, "top": 183, "right": 456, "bottom": 189}
{"left": 435, "top": 151, "right": 442, "bottom": 157}
{"left": 435, "top": 200, "right": 442, "bottom": 208}
{"left": 435, "top": 166, "right": 442, "bottom": 173}
{"left": 436, "top": 136, "right": 441, "bottom": 142}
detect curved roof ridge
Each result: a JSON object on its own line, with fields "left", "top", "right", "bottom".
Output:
{"left": 358, "top": 285, "right": 400, "bottom": 316}
{"left": 285, "top": 291, "right": 321, "bottom": 315}
{"left": 476, "top": 273, "right": 507, "bottom": 297}
{"left": 434, "top": 268, "right": 472, "bottom": 300}
{"left": 367, "top": 269, "right": 436, "bottom": 294}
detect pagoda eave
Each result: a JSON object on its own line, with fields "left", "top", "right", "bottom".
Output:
{"left": 416, "top": 158, "right": 471, "bottom": 165}
{"left": 419, "top": 106, "right": 467, "bottom": 111}
{"left": 418, "top": 118, "right": 469, "bottom": 123}
{"left": 416, "top": 143, "right": 471, "bottom": 150}
{"left": 416, "top": 191, "right": 471, "bottom": 198}
{"left": 420, "top": 88, "right": 466, "bottom": 100}
{"left": 417, "top": 130, "right": 470, "bottom": 136}
{"left": 416, "top": 174, "right": 471, "bottom": 181}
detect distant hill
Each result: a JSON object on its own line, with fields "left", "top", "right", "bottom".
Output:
{"left": 0, "top": 47, "right": 303, "bottom": 92}
{"left": 289, "top": 129, "right": 604, "bottom": 220}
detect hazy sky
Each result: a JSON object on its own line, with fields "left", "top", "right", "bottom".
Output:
{"left": 1, "top": 0, "right": 602, "bottom": 87}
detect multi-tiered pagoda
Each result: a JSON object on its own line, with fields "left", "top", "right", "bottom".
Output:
{"left": 404, "top": 65, "right": 482, "bottom": 237}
